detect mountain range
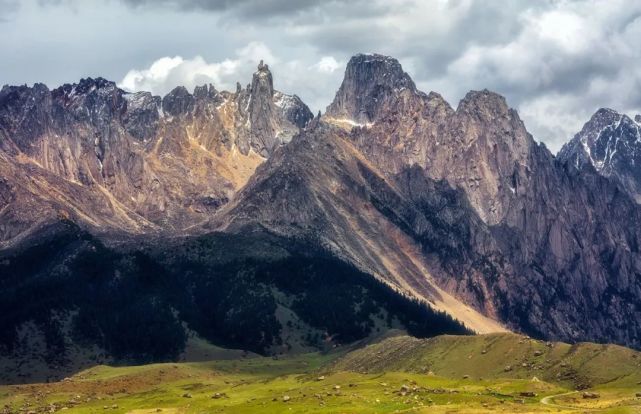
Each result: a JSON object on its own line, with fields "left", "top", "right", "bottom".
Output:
{"left": 1, "top": 53, "right": 641, "bottom": 382}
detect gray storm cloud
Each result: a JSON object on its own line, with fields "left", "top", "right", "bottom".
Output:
{"left": 118, "top": 0, "right": 366, "bottom": 19}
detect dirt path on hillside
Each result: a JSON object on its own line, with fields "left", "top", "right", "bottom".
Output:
{"left": 540, "top": 391, "right": 600, "bottom": 411}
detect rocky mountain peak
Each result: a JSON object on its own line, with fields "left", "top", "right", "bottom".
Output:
{"left": 251, "top": 60, "right": 274, "bottom": 99}
{"left": 453, "top": 89, "right": 533, "bottom": 156}
{"left": 457, "top": 89, "right": 510, "bottom": 119}
{"left": 244, "top": 60, "right": 311, "bottom": 157}
{"left": 4, "top": 53, "right": 641, "bottom": 363}
{"left": 193, "top": 83, "right": 217, "bottom": 100}
{"left": 52, "top": 77, "right": 121, "bottom": 107}
{"left": 0, "top": 60, "right": 313, "bottom": 244}
{"left": 325, "top": 59, "right": 533, "bottom": 225}
{"left": 588, "top": 108, "right": 622, "bottom": 128}
{"left": 558, "top": 107, "right": 641, "bottom": 201}
{"left": 0, "top": 83, "right": 49, "bottom": 113}
{"left": 162, "top": 86, "right": 195, "bottom": 116}
{"left": 273, "top": 91, "right": 313, "bottom": 129}
{"left": 325, "top": 53, "right": 418, "bottom": 125}
{"left": 635, "top": 114, "right": 641, "bottom": 124}
{"left": 76, "top": 77, "right": 117, "bottom": 93}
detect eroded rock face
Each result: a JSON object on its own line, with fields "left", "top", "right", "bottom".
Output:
{"left": 215, "top": 122, "right": 507, "bottom": 335}
{"left": 0, "top": 65, "right": 312, "bottom": 246}
{"left": 558, "top": 108, "right": 641, "bottom": 202}
{"left": 123, "top": 91, "right": 162, "bottom": 141}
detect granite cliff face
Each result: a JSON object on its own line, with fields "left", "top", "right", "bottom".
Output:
{"left": 558, "top": 108, "right": 641, "bottom": 202}
{"left": 1, "top": 53, "right": 641, "bottom": 372}
{"left": 0, "top": 64, "right": 312, "bottom": 247}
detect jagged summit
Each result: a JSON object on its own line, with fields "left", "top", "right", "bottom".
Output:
{"left": 193, "top": 83, "right": 218, "bottom": 99}
{"left": 323, "top": 55, "right": 534, "bottom": 225}
{"left": 248, "top": 60, "right": 281, "bottom": 156}
{"left": 251, "top": 60, "right": 274, "bottom": 96}
{"left": 162, "top": 85, "right": 195, "bottom": 116}
{"left": 325, "top": 53, "right": 418, "bottom": 125}
{"left": 47, "top": 77, "right": 120, "bottom": 103}
{"left": 557, "top": 107, "right": 638, "bottom": 170}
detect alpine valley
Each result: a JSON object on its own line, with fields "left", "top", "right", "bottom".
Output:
{"left": 2, "top": 54, "right": 641, "bottom": 413}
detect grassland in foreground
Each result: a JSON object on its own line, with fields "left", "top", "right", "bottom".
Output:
{"left": 1, "top": 333, "right": 641, "bottom": 413}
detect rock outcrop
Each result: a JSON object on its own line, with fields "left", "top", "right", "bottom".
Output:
{"left": 325, "top": 53, "right": 419, "bottom": 125}
{"left": 244, "top": 60, "right": 307, "bottom": 156}
{"left": 325, "top": 54, "right": 533, "bottom": 225}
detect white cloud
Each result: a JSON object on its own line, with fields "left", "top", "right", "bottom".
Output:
{"left": 120, "top": 56, "right": 183, "bottom": 92}
{"left": 436, "top": 0, "right": 641, "bottom": 152}
{"left": 118, "top": 42, "right": 278, "bottom": 96}
{"left": 117, "top": 41, "right": 343, "bottom": 114}
{"left": 312, "top": 56, "right": 341, "bottom": 74}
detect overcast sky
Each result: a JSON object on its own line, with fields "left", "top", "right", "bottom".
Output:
{"left": 2, "top": 0, "right": 641, "bottom": 152}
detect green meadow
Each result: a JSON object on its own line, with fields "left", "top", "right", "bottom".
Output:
{"left": 2, "top": 333, "right": 641, "bottom": 413}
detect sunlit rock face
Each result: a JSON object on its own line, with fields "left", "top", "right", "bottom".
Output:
{"left": 0, "top": 63, "right": 312, "bottom": 244}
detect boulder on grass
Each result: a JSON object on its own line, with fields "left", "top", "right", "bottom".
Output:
{"left": 582, "top": 392, "right": 599, "bottom": 399}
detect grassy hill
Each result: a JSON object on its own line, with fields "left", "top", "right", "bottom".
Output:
{"left": 331, "top": 332, "right": 641, "bottom": 389}
{"left": 1, "top": 332, "right": 640, "bottom": 413}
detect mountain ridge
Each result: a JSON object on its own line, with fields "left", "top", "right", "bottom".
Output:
{"left": 0, "top": 64, "right": 313, "bottom": 248}
{"left": 2, "top": 53, "right": 641, "bottom": 373}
